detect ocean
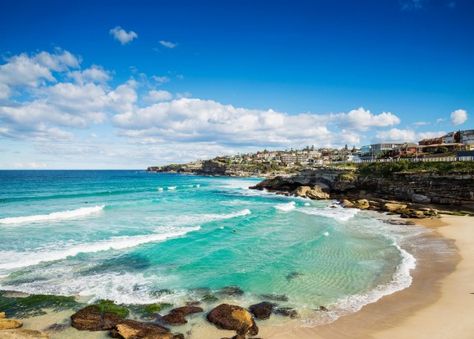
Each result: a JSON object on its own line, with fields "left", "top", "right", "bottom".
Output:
{"left": 0, "top": 170, "right": 423, "bottom": 324}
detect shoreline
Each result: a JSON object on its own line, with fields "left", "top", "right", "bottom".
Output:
{"left": 3, "top": 214, "right": 472, "bottom": 338}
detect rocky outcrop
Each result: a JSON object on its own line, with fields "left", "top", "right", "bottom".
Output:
{"left": 71, "top": 305, "right": 124, "bottom": 331}
{"left": 206, "top": 304, "right": 258, "bottom": 336}
{"left": 0, "top": 329, "right": 49, "bottom": 338}
{"left": 0, "top": 318, "right": 23, "bottom": 330}
{"left": 251, "top": 167, "right": 474, "bottom": 214}
{"left": 249, "top": 302, "right": 274, "bottom": 320}
{"left": 162, "top": 306, "right": 203, "bottom": 325}
{"left": 110, "top": 320, "right": 183, "bottom": 339}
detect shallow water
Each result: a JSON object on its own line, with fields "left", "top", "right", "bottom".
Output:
{"left": 0, "top": 170, "right": 427, "bottom": 323}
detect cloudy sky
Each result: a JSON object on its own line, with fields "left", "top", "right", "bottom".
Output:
{"left": 0, "top": 0, "right": 472, "bottom": 169}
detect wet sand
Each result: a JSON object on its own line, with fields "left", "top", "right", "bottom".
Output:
{"left": 12, "top": 215, "right": 474, "bottom": 339}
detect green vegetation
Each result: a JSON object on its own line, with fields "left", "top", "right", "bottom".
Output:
{"left": 357, "top": 160, "right": 474, "bottom": 176}
{"left": 0, "top": 292, "right": 80, "bottom": 318}
{"left": 94, "top": 299, "right": 129, "bottom": 318}
{"left": 130, "top": 302, "right": 173, "bottom": 317}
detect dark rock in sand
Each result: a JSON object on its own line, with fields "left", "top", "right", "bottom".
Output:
{"left": 249, "top": 302, "right": 275, "bottom": 320}
{"left": 43, "top": 322, "right": 69, "bottom": 332}
{"left": 259, "top": 293, "right": 288, "bottom": 302}
{"left": 382, "top": 219, "right": 416, "bottom": 226}
{"left": 318, "top": 306, "right": 329, "bottom": 312}
{"left": 218, "top": 286, "right": 244, "bottom": 296}
{"left": 207, "top": 304, "right": 258, "bottom": 336}
{"left": 71, "top": 305, "right": 124, "bottom": 331}
{"left": 110, "top": 319, "right": 182, "bottom": 339}
{"left": 273, "top": 307, "right": 298, "bottom": 318}
{"left": 162, "top": 306, "right": 204, "bottom": 325}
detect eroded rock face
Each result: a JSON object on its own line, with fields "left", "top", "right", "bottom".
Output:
{"left": 207, "top": 304, "right": 258, "bottom": 336}
{"left": 383, "top": 202, "right": 408, "bottom": 213}
{"left": 110, "top": 319, "right": 183, "bottom": 339}
{"left": 273, "top": 307, "right": 298, "bottom": 318}
{"left": 411, "top": 193, "right": 431, "bottom": 204}
{"left": 249, "top": 302, "right": 274, "bottom": 320}
{"left": 70, "top": 305, "right": 123, "bottom": 331}
{"left": 354, "top": 199, "right": 370, "bottom": 209}
{"left": 162, "top": 306, "right": 203, "bottom": 325}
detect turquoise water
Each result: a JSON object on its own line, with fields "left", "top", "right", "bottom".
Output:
{"left": 0, "top": 170, "right": 418, "bottom": 323}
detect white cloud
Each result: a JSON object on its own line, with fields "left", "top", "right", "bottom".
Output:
{"left": 450, "top": 109, "right": 468, "bottom": 125}
{"left": 152, "top": 75, "right": 170, "bottom": 84}
{"left": 375, "top": 128, "right": 446, "bottom": 143}
{"left": 145, "top": 90, "right": 173, "bottom": 103}
{"left": 159, "top": 40, "right": 177, "bottom": 48}
{"left": 68, "top": 65, "right": 111, "bottom": 84}
{"left": 336, "top": 107, "right": 400, "bottom": 131}
{"left": 109, "top": 26, "right": 138, "bottom": 45}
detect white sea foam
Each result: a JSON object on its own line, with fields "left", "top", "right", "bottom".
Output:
{"left": 156, "top": 209, "right": 251, "bottom": 227}
{"left": 274, "top": 201, "right": 296, "bottom": 212}
{"left": 157, "top": 187, "right": 164, "bottom": 191}
{"left": 0, "top": 205, "right": 105, "bottom": 225}
{"left": 323, "top": 231, "right": 330, "bottom": 237}
{"left": 167, "top": 186, "right": 177, "bottom": 190}
{"left": 0, "top": 226, "right": 200, "bottom": 271}
{"left": 304, "top": 202, "right": 311, "bottom": 206}
{"left": 297, "top": 205, "right": 359, "bottom": 222}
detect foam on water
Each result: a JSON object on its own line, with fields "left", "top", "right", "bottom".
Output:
{"left": 297, "top": 205, "right": 359, "bottom": 222}
{"left": 0, "top": 205, "right": 105, "bottom": 225}
{"left": 274, "top": 201, "right": 296, "bottom": 212}
{"left": 0, "top": 226, "right": 200, "bottom": 271}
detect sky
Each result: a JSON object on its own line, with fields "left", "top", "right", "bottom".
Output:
{"left": 0, "top": 0, "right": 473, "bottom": 169}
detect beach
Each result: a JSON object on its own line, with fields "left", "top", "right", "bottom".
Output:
{"left": 6, "top": 214, "right": 472, "bottom": 339}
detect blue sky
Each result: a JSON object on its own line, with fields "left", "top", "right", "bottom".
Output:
{"left": 0, "top": 0, "right": 472, "bottom": 169}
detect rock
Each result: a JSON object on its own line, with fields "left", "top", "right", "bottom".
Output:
{"left": 110, "top": 319, "right": 181, "bottom": 339}
{"left": 0, "top": 329, "right": 49, "bottom": 338}
{"left": 306, "top": 186, "right": 330, "bottom": 200}
{"left": 249, "top": 302, "right": 274, "bottom": 320}
{"left": 0, "top": 311, "right": 5, "bottom": 318}
{"left": 340, "top": 199, "right": 355, "bottom": 208}
{"left": 273, "top": 307, "right": 298, "bottom": 318}
{"left": 217, "top": 286, "right": 244, "bottom": 296}
{"left": 411, "top": 193, "right": 431, "bottom": 204}
{"left": 318, "top": 306, "right": 328, "bottom": 312}
{"left": 400, "top": 209, "right": 427, "bottom": 219}
{"left": 0, "top": 318, "right": 23, "bottom": 330}
{"left": 259, "top": 294, "right": 288, "bottom": 302}
{"left": 383, "top": 219, "right": 416, "bottom": 226}
{"left": 354, "top": 199, "right": 370, "bottom": 209}
{"left": 70, "top": 305, "right": 124, "bottom": 331}
{"left": 293, "top": 186, "right": 311, "bottom": 197}
{"left": 43, "top": 322, "right": 69, "bottom": 332}
{"left": 207, "top": 304, "right": 258, "bottom": 336}
{"left": 383, "top": 202, "right": 408, "bottom": 213}
{"left": 162, "top": 306, "right": 203, "bottom": 325}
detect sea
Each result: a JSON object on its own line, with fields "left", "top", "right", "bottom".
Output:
{"left": 0, "top": 170, "right": 427, "bottom": 324}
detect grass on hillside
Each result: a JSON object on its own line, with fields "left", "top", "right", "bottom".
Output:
{"left": 357, "top": 160, "right": 474, "bottom": 176}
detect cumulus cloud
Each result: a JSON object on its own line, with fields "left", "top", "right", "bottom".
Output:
{"left": 159, "top": 40, "right": 177, "bottom": 48}
{"left": 68, "top": 65, "right": 111, "bottom": 84}
{"left": 144, "top": 90, "right": 173, "bottom": 103}
{"left": 109, "top": 26, "right": 138, "bottom": 45}
{"left": 336, "top": 107, "right": 400, "bottom": 131}
{"left": 375, "top": 128, "right": 445, "bottom": 143}
{"left": 450, "top": 109, "right": 468, "bottom": 125}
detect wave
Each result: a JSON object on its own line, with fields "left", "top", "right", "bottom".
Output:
{"left": 274, "top": 201, "right": 296, "bottom": 212}
{"left": 0, "top": 205, "right": 105, "bottom": 225}
{"left": 297, "top": 205, "right": 359, "bottom": 222}
{"left": 0, "top": 226, "right": 200, "bottom": 271}
{"left": 167, "top": 186, "right": 177, "bottom": 190}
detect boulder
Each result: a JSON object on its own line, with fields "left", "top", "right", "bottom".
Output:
{"left": 259, "top": 294, "right": 288, "bottom": 302}
{"left": 411, "top": 194, "right": 431, "bottom": 204}
{"left": 293, "top": 186, "right": 311, "bottom": 197}
{"left": 0, "top": 318, "right": 23, "bottom": 330}
{"left": 162, "top": 306, "right": 203, "bottom": 325}
{"left": 0, "top": 329, "right": 49, "bottom": 338}
{"left": 249, "top": 302, "right": 274, "bottom": 320}
{"left": 306, "top": 186, "right": 330, "bottom": 200}
{"left": 340, "top": 199, "right": 355, "bottom": 208}
{"left": 70, "top": 305, "right": 123, "bottom": 331}
{"left": 354, "top": 199, "right": 370, "bottom": 209}
{"left": 207, "top": 304, "right": 258, "bottom": 336}
{"left": 273, "top": 307, "right": 298, "bottom": 318}
{"left": 0, "top": 311, "right": 5, "bottom": 318}
{"left": 383, "top": 202, "right": 408, "bottom": 213}
{"left": 110, "top": 320, "right": 182, "bottom": 339}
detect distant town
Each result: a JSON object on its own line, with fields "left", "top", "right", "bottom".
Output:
{"left": 148, "top": 129, "right": 474, "bottom": 176}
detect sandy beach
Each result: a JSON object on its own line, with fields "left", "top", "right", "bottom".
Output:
{"left": 8, "top": 214, "right": 474, "bottom": 339}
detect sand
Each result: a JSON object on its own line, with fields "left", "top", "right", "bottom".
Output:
{"left": 9, "top": 215, "right": 474, "bottom": 339}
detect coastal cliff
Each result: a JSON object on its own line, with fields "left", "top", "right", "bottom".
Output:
{"left": 251, "top": 162, "right": 474, "bottom": 215}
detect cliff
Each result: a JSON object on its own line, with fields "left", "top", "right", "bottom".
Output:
{"left": 251, "top": 165, "right": 474, "bottom": 215}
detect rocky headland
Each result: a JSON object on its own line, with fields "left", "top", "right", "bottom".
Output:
{"left": 250, "top": 163, "right": 474, "bottom": 218}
